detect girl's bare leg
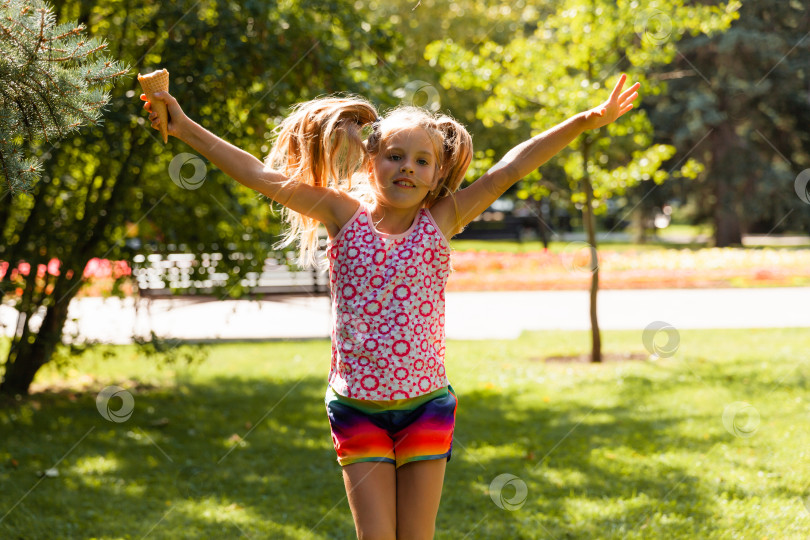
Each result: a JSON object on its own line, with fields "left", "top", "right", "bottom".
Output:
{"left": 342, "top": 461, "right": 397, "bottom": 540}
{"left": 396, "top": 458, "right": 447, "bottom": 540}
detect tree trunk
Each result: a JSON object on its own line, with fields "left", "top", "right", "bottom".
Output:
{"left": 582, "top": 137, "right": 602, "bottom": 363}
{"left": 715, "top": 202, "right": 742, "bottom": 246}
{"left": 0, "top": 136, "right": 140, "bottom": 395}
{"left": 712, "top": 124, "right": 743, "bottom": 247}
{"left": 0, "top": 297, "right": 71, "bottom": 395}
{"left": 632, "top": 205, "right": 649, "bottom": 244}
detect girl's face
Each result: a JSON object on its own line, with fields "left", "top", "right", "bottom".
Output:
{"left": 370, "top": 126, "right": 440, "bottom": 209}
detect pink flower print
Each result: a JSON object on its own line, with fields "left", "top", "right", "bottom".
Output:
{"left": 393, "top": 284, "right": 411, "bottom": 301}
{"left": 341, "top": 283, "right": 358, "bottom": 300}
{"left": 392, "top": 340, "right": 411, "bottom": 357}
{"left": 372, "top": 249, "right": 386, "bottom": 265}
{"left": 363, "top": 300, "right": 382, "bottom": 316}
{"left": 361, "top": 374, "right": 379, "bottom": 392}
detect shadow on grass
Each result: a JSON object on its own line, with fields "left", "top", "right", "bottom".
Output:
{"left": 0, "top": 368, "right": 761, "bottom": 539}
{"left": 444, "top": 384, "right": 726, "bottom": 539}
{"left": 1, "top": 375, "right": 350, "bottom": 539}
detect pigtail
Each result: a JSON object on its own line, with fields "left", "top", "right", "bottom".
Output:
{"left": 426, "top": 116, "right": 473, "bottom": 234}
{"left": 265, "top": 96, "right": 378, "bottom": 269}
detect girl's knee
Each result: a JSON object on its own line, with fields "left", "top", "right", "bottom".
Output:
{"left": 396, "top": 522, "right": 435, "bottom": 540}
{"left": 356, "top": 525, "right": 396, "bottom": 540}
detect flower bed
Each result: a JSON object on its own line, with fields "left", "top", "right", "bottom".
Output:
{"left": 446, "top": 248, "right": 810, "bottom": 290}
{"left": 3, "top": 247, "right": 808, "bottom": 297}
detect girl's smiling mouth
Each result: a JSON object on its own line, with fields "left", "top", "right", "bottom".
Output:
{"left": 394, "top": 177, "right": 416, "bottom": 188}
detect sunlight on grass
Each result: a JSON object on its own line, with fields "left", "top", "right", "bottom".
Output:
{"left": 71, "top": 454, "right": 121, "bottom": 475}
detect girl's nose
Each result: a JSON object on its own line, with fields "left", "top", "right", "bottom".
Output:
{"left": 400, "top": 163, "right": 414, "bottom": 174}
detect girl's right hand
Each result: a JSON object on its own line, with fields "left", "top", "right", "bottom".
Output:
{"left": 140, "top": 91, "right": 189, "bottom": 139}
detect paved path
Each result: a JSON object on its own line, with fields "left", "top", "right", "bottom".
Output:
{"left": 2, "top": 288, "right": 807, "bottom": 343}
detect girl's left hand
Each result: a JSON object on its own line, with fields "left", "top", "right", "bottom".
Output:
{"left": 582, "top": 74, "right": 641, "bottom": 131}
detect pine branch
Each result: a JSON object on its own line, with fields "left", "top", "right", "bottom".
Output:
{"left": 0, "top": 0, "right": 130, "bottom": 197}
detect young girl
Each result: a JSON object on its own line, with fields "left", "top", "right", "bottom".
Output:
{"left": 141, "top": 74, "right": 639, "bottom": 539}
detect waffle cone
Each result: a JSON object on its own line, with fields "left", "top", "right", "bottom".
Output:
{"left": 138, "top": 69, "right": 170, "bottom": 143}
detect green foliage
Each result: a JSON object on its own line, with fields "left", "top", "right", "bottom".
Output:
{"left": 426, "top": 0, "right": 740, "bottom": 211}
{"left": 648, "top": 0, "right": 810, "bottom": 241}
{"left": 0, "top": 0, "right": 128, "bottom": 194}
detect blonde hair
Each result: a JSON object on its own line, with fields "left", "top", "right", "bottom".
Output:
{"left": 265, "top": 94, "right": 473, "bottom": 268}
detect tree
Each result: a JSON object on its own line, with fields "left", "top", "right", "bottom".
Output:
{"left": 0, "top": 0, "right": 406, "bottom": 395}
{"left": 0, "top": 0, "right": 128, "bottom": 194}
{"left": 426, "top": 0, "right": 739, "bottom": 362}
{"left": 648, "top": 0, "right": 810, "bottom": 245}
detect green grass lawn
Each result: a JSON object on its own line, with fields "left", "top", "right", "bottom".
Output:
{"left": 1, "top": 329, "right": 809, "bottom": 539}
{"left": 450, "top": 226, "right": 810, "bottom": 253}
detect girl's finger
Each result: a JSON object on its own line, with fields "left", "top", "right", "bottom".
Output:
{"left": 619, "top": 84, "right": 641, "bottom": 101}
{"left": 609, "top": 74, "right": 627, "bottom": 100}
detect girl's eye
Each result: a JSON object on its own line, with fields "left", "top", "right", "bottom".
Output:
{"left": 387, "top": 154, "right": 429, "bottom": 165}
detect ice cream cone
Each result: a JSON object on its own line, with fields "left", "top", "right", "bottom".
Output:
{"left": 138, "top": 69, "right": 170, "bottom": 143}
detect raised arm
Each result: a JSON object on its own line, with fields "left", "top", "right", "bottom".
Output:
{"left": 437, "top": 74, "right": 640, "bottom": 235}
{"left": 140, "top": 92, "right": 346, "bottom": 229}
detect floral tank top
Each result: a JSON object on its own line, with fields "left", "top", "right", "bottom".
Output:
{"left": 326, "top": 201, "right": 452, "bottom": 400}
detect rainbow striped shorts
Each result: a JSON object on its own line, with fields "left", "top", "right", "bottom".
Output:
{"left": 325, "top": 384, "right": 457, "bottom": 469}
